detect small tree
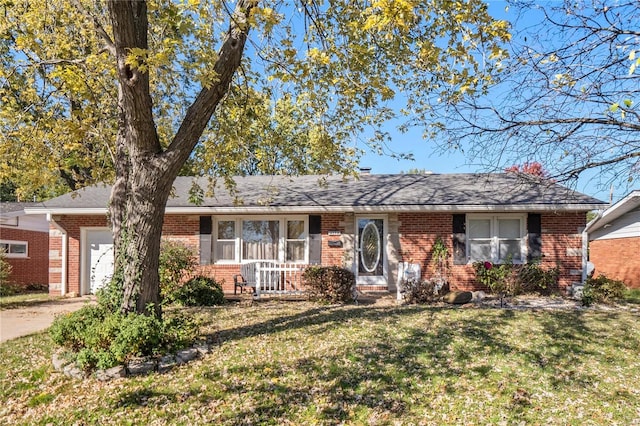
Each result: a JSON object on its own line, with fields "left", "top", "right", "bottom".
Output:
{"left": 0, "top": 250, "right": 14, "bottom": 296}
{"left": 430, "top": 236, "right": 449, "bottom": 291}
{"left": 158, "top": 241, "right": 198, "bottom": 303}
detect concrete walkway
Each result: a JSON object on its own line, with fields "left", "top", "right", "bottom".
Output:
{"left": 0, "top": 296, "right": 95, "bottom": 343}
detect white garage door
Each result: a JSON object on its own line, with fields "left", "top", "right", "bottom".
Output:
{"left": 86, "top": 230, "right": 114, "bottom": 294}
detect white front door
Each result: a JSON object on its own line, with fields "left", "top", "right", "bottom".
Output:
{"left": 355, "top": 217, "right": 387, "bottom": 285}
{"left": 86, "top": 230, "right": 114, "bottom": 294}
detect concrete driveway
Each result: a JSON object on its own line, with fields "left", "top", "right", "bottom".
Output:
{"left": 0, "top": 296, "right": 96, "bottom": 343}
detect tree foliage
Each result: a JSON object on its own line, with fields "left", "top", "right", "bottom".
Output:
{"left": 432, "top": 0, "right": 639, "bottom": 190}
{"left": 1, "top": 0, "right": 510, "bottom": 314}
{"left": 505, "top": 161, "right": 554, "bottom": 181}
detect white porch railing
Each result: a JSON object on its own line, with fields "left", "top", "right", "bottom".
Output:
{"left": 254, "top": 262, "right": 307, "bottom": 298}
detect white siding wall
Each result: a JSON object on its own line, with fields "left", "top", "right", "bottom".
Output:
{"left": 590, "top": 206, "right": 640, "bottom": 241}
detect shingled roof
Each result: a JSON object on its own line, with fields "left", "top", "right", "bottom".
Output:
{"left": 25, "top": 173, "right": 605, "bottom": 214}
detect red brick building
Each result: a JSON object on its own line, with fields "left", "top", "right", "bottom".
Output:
{"left": 24, "top": 174, "right": 605, "bottom": 297}
{"left": 0, "top": 203, "right": 50, "bottom": 288}
{"left": 585, "top": 190, "right": 640, "bottom": 288}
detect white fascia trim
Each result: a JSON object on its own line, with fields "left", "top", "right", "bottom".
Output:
{"left": 584, "top": 191, "right": 640, "bottom": 234}
{"left": 170, "top": 204, "right": 603, "bottom": 214}
{"left": 24, "top": 203, "right": 604, "bottom": 216}
{"left": 24, "top": 207, "right": 107, "bottom": 215}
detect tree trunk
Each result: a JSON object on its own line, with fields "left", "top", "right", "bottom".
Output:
{"left": 110, "top": 163, "right": 174, "bottom": 317}
{"left": 105, "top": 0, "right": 256, "bottom": 317}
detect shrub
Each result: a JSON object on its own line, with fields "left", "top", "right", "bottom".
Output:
{"left": 518, "top": 261, "right": 560, "bottom": 295}
{"left": 159, "top": 240, "right": 198, "bottom": 302}
{"left": 0, "top": 250, "right": 14, "bottom": 295}
{"left": 169, "top": 276, "right": 225, "bottom": 306}
{"left": 404, "top": 279, "right": 443, "bottom": 304}
{"left": 582, "top": 274, "right": 627, "bottom": 306}
{"left": 474, "top": 260, "right": 519, "bottom": 296}
{"left": 302, "top": 266, "right": 355, "bottom": 304}
{"left": 49, "top": 305, "right": 199, "bottom": 371}
{"left": 0, "top": 282, "right": 19, "bottom": 297}
{"left": 24, "top": 282, "right": 48, "bottom": 292}
{"left": 474, "top": 259, "right": 560, "bottom": 297}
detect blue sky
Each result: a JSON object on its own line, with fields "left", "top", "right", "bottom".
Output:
{"left": 355, "top": 1, "right": 628, "bottom": 204}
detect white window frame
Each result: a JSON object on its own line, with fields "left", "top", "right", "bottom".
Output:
{"left": 0, "top": 239, "right": 28, "bottom": 258}
{"left": 466, "top": 214, "right": 527, "bottom": 264}
{"left": 212, "top": 216, "right": 309, "bottom": 264}
{"left": 214, "top": 219, "right": 238, "bottom": 263}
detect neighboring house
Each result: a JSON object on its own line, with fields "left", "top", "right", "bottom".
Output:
{"left": 584, "top": 190, "right": 640, "bottom": 288}
{"left": 0, "top": 202, "right": 50, "bottom": 287}
{"left": 23, "top": 174, "right": 605, "bottom": 296}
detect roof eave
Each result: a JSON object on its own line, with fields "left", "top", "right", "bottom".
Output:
{"left": 24, "top": 203, "right": 604, "bottom": 216}
{"left": 584, "top": 191, "right": 640, "bottom": 234}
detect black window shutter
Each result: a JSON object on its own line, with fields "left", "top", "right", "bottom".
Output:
{"left": 452, "top": 214, "right": 466, "bottom": 265}
{"left": 527, "top": 213, "right": 542, "bottom": 261}
{"left": 309, "top": 215, "right": 321, "bottom": 235}
{"left": 309, "top": 215, "right": 322, "bottom": 265}
{"left": 199, "top": 216, "right": 212, "bottom": 265}
{"left": 199, "top": 216, "right": 212, "bottom": 235}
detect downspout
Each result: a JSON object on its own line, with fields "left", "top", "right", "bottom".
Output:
{"left": 48, "top": 214, "right": 67, "bottom": 297}
{"left": 580, "top": 228, "right": 588, "bottom": 285}
{"left": 581, "top": 211, "right": 603, "bottom": 285}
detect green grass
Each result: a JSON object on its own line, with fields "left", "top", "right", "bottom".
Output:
{"left": 0, "top": 301, "right": 639, "bottom": 424}
{"left": 623, "top": 288, "right": 640, "bottom": 304}
{"left": 0, "top": 292, "right": 54, "bottom": 310}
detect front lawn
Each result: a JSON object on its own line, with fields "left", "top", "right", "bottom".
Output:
{"left": 1, "top": 301, "right": 639, "bottom": 424}
{"left": 0, "top": 292, "right": 53, "bottom": 310}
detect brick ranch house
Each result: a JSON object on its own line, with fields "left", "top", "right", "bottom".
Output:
{"left": 0, "top": 202, "right": 50, "bottom": 287}
{"left": 584, "top": 190, "right": 640, "bottom": 288}
{"left": 24, "top": 173, "right": 605, "bottom": 297}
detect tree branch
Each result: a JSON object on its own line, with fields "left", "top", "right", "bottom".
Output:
{"left": 164, "top": 0, "right": 258, "bottom": 174}
{"left": 71, "top": 0, "right": 116, "bottom": 56}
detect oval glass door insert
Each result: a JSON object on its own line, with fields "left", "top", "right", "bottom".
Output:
{"left": 360, "top": 221, "right": 381, "bottom": 273}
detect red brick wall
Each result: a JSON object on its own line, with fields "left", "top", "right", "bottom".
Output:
{"left": 1, "top": 227, "right": 49, "bottom": 287}
{"left": 321, "top": 213, "right": 346, "bottom": 267}
{"left": 395, "top": 212, "right": 586, "bottom": 293}
{"left": 539, "top": 212, "right": 585, "bottom": 291}
{"left": 197, "top": 264, "right": 241, "bottom": 294}
{"left": 589, "top": 236, "right": 640, "bottom": 288}
{"left": 50, "top": 211, "right": 587, "bottom": 296}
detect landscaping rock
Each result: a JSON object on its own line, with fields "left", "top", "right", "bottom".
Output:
{"left": 176, "top": 348, "right": 199, "bottom": 364}
{"left": 51, "top": 342, "right": 210, "bottom": 380}
{"left": 471, "top": 291, "right": 486, "bottom": 303}
{"left": 127, "top": 359, "right": 157, "bottom": 376}
{"left": 96, "top": 366, "right": 126, "bottom": 381}
{"left": 194, "top": 343, "right": 211, "bottom": 356}
{"left": 63, "top": 363, "right": 85, "bottom": 380}
{"left": 52, "top": 351, "right": 70, "bottom": 371}
{"left": 444, "top": 291, "right": 473, "bottom": 305}
{"left": 158, "top": 355, "right": 177, "bottom": 373}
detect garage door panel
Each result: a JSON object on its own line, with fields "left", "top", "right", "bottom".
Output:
{"left": 86, "top": 230, "right": 114, "bottom": 294}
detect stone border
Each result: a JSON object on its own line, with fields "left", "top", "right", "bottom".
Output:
{"left": 52, "top": 342, "right": 213, "bottom": 381}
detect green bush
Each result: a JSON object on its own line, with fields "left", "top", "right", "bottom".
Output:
{"left": 302, "top": 266, "right": 355, "bottom": 304}
{"left": 0, "top": 282, "right": 18, "bottom": 297}
{"left": 404, "top": 279, "right": 442, "bottom": 304}
{"left": 49, "top": 305, "right": 199, "bottom": 371}
{"left": 582, "top": 274, "right": 627, "bottom": 306}
{"left": 518, "top": 261, "right": 560, "bottom": 295}
{"left": 159, "top": 240, "right": 198, "bottom": 303}
{"left": 0, "top": 250, "right": 14, "bottom": 295}
{"left": 474, "top": 260, "right": 519, "bottom": 296}
{"left": 474, "top": 259, "right": 560, "bottom": 297}
{"left": 169, "top": 276, "right": 225, "bottom": 306}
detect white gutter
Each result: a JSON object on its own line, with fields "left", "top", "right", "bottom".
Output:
{"left": 25, "top": 203, "right": 606, "bottom": 216}
{"left": 47, "top": 214, "right": 67, "bottom": 297}
{"left": 581, "top": 210, "right": 604, "bottom": 284}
